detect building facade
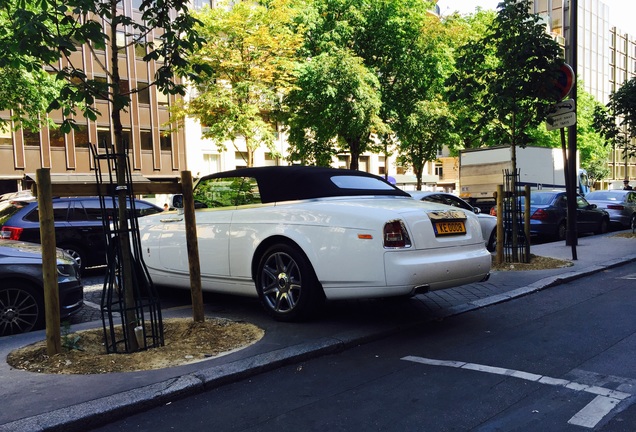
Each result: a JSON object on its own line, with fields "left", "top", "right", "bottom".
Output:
{"left": 0, "top": 1, "right": 187, "bottom": 196}
{"left": 607, "top": 27, "right": 636, "bottom": 185}
{"left": 532, "top": 0, "right": 636, "bottom": 188}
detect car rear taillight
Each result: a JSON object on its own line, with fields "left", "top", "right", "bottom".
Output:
{"left": 607, "top": 204, "right": 624, "bottom": 210}
{"left": 383, "top": 220, "right": 411, "bottom": 248}
{"left": 531, "top": 209, "right": 549, "bottom": 221}
{"left": 0, "top": 226, "right": 23, "bottom": 240}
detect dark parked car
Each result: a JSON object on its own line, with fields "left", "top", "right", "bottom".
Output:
{"left": 0, "top": 197, "right": 162, "bottom": 270}
{"left": 585, "top": 190, "right": 636, "bottom": 229}
{"left": 528, "top": 191, "right": 610, "bottom": 240}
{"left": 0, "top": 239, "right": 83, "bottom": 336}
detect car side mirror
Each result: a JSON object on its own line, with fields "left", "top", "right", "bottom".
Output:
{"left": 170, "top": 194, "right": 207, "bottom": 209}
{"left": 171, "top": 194, "right": 183, "bottom": 209}
{"left": 473, "top": 207, "right": 481, "bottom": 214}
{"left": 589, "top": 203, "right": 597, "bottom": 209}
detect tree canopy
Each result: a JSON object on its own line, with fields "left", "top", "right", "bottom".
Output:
{"left": 180, "top": 0, "right": 303, "bottom": 167}
{"left": 593, "top": 76, "right": 636, "bottom": 162}
{"left": 0, "top": 0, "right": 205, "bottom": 134}
{"left": 448, "top": 0, "right": 564, "bottom": 152}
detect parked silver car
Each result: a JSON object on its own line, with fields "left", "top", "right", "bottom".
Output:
{"left": 409, "top": 191, "right": 497, "bottom": 252}
{"left": 585, "top": 190, "right": 636, "bottom": 229}
{"left": 0, "top": 240, "right": 84, "bottom": 336}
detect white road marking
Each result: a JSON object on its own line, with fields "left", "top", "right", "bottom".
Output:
{"left": 402, "top": 356, "right": 632, "bottom": 428}
{"left": 568, "top": 395, "right": 620, "bottom": 428}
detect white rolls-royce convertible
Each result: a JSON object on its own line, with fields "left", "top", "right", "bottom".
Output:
{"left": 137, "top": 166, "right": 491, "bottom": 321}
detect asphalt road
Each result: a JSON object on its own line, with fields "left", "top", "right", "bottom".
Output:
{"left": 86, "top": 262, "right": 636, "bottom": 432}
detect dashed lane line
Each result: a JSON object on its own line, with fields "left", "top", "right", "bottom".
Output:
{"left": 401, "top": 356, "right": 632, "bottom": 429}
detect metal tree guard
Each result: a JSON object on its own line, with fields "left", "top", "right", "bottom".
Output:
{"left": 90, "top": 142, "right": 164, "bottom": 354}
{"left": 501, "top": 169, "right": 530, "bottom": 263}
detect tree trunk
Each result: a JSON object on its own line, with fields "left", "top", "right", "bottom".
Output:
{"left": 349, "top": 137, "right": 360, "bottom": 170}
{"left": 110, "top": 0, "right": 138, "bottom": 352}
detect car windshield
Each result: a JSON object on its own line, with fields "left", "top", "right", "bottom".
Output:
{"left": 530, "top": 193, "right": 557, "bottom": 205}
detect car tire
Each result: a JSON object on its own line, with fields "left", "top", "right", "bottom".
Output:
{"left": 256, "top": 243, "right": 325, "bottom": 322}
{"left": 487, "top": 229, "right": 496, "bottom": 252}
{"left": 595, "top": 218, "right": 609, "bottom": 235}
{"left": 61, "top": 245, "right": 86, "bottom": 271}
{"left": 556, "top": 221, "right": 567, "bottom": 241}
{"left": 630, "top": 214, "right": 636, "bottom": 231}
{"left": 0, "top": 283, "right": 44, "bottom": 336}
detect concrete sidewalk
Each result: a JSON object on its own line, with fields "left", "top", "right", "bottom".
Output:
{"left": 1, "top": 232, "right": 635, "bottom": 432}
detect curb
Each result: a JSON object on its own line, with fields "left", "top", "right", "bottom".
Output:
{"left": 2, "top": 255, "right": 635, "bottom": 432}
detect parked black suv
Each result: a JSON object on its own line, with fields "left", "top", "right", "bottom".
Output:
{"left": 0, "top": 197, "right": 162, "bottom": 270}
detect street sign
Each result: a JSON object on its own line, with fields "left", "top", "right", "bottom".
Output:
{"left": 549, "top": 99, "right": 575, "bottom": 116}
{"left": 546, "top": 111, "right": 576, "bottom": 130}
{"left": 555, "top": 63, "right": 575, "bottom": 100}
{"left": 546, "top": 98, "right": 576, "bottom": 130}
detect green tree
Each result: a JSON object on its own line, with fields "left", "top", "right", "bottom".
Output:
{"left": 355, "top": 0, "right": 452, "bottom": 177}
{"left": 1, "top": 0, "right": 205, "bottom": 352}
{"left": 284, "top": 0, "right": 390, "bottom": 170}
{"left": 574, "top": 82, "right": 609, "bottom": 174}
{"left": 180, "top": 0, "right": 303, "bottom": 167}
{"left": 0, "top": 67, "right": 62, "bottom": 132}
{"left": 448, "top": 0, "right": 563, "bottom": 157}
{"left": 445, "top": 9, "right": 498, "bottom": 150}
{"left": 286, "top": 0, "right": 464, "bottom": 173}
{"left": 285, "top": 48, "right": 383, "bottom": 168}
{"left": 396, "top": 97, "right": 459, "bottom": 189}
{"left": 448, "top": 0, "right": 563, "bottom": 261}
{"left": 593, "top": 76, "right": 636, "bottom": 169}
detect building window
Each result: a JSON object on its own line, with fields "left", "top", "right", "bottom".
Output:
{"left": 119, "top": 79, "right": 130, "bottom": 97}
{"left": 435, "top": 163, "right": 443, "bottom": 179}
{"left": 191, "top": 0, "right": 212, "bottom": 10}
{"left": 97, "top": 128, "right": 111, "bottom": 149}
{"left": 23, "top": 130, "right": 40, "bottom": 147}
{"left": 140, "top": 130, "right": 153, "bottom": 150}
{"left": 157, "top": 89, "right": 168, "bottom": 106}
{"left": 137, "top": 83, "right": 151, "bottom": 104}
{"left": 74, "top": 124, "right": 90, "bottom": 148}
{"left": 116, "top": 31, "right": 126, "bottom": 49}
{"left": 160, "top": 133, "right": 172, "bottom": 151}
{"left": 235, "top": 151, "right": 248, "bottom": 168}
{"left": 49, "top": 126, "right": 66, "bottom": 148}
{"left": 94, "top": 76, "right": 109, "bottom": 101}
{"left": 134, "top": 35, "right": 147, "bottom": 59}
{"left": 337, "top": 155, "right": 350, "bottom": 169}
{"left": 122, "top": 129, "right": 132, "bottom": 150}
{"left": 202, "top": 153, "right": 219, "bottom": 175}
{"left": 0, "top": 128, "right": 12, "bottom": 146}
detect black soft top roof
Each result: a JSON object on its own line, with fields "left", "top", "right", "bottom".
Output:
{"left": 199, "top": 166, "right": 410, "bottom": 203}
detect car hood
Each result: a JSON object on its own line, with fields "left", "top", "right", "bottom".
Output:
{"left": 0, "top": 240, "right": 72, "bottom": 264}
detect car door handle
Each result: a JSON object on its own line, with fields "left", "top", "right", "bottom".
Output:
{"left": 160, "top": 218, "right": 184, "bottom": 223}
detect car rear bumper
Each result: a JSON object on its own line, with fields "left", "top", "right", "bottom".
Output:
{"left": 323, "top": 243, "right": 491, "bottom": 299}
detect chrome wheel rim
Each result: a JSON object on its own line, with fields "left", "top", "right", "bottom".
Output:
{"left": 260, "top": 252, "right": 302, "bottom": 314}
{"left": 64, "top": 248, "right": 82, "bottom": 269}
{"left": 0, "top": 288, "right": 40, "bottom": 336}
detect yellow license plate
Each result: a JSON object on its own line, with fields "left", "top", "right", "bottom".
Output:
{"left": 434, "top": 221, "right": 466, "bottom": 236}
